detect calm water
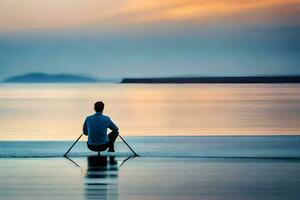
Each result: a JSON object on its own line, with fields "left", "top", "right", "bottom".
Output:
{"left": 0, "top": 83, "right": 300, "bottom": 140}
{"left": 1, "top": 84, "right": 300, "bottom": 200}
{"left": 2, "top": 157, "right": 300, "bottom": 200}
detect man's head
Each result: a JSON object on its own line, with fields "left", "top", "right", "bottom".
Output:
{"left": 94, "top": 101, "right": 104, "bottom": 112}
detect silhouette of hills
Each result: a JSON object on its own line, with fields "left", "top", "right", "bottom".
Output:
{"left": 3, "top": 73, "right": 108, "bottom": 83}
{"left": 121, "top": 76, "right": 300, "bottom": 84}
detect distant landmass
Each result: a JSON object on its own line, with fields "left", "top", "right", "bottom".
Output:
{"left": 121, "top": 76, "right": 300, "bottom": 84}
{"left": 4, "top": 73, "right": 300, "bottom": 84}
{"left": 3, "top": 73, "right": 115, "bottom": 83}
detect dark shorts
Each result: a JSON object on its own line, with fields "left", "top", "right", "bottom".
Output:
{"left": 87, "top": 130, "right": 119, "bottom": 152}
{"left": 87, "top": 143, "right": 109, "bottom": 152}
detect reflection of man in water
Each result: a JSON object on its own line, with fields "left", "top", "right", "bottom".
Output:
{"left": 85, "top": 156, "right": 118, "bottom": 200}
{"left": 83, "top": 101, "right": 119, "bottom": 153}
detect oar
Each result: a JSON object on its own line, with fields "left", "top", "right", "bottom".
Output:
{"left": 119, "top": 135, "right": 138, "bottom": 157}
{"left": 64, "top": 134, "right": 83, "bottom": 157}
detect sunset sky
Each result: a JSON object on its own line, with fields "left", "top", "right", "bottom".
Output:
{"left": 0, "top": 0, "right": 299, "bottom": 79}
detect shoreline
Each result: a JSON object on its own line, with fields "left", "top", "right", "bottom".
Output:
{"left": 1, "top": 136, "right": 299, "bottom": 159}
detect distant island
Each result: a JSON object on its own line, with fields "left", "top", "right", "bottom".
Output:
{"left": 3, "top": 73, "right": 113, "bottom": 83}
{"left": 121, "top": 76, "right": 300, "bottom": 84}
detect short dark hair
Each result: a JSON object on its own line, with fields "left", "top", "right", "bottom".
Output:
{"left": 94, "top": 101, "right": 104, "bottom": 112}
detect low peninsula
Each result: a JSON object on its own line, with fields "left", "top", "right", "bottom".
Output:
{"left": 121, "top": 76, "right": 300, "bottom": 84}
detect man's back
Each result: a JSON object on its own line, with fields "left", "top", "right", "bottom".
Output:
{"left": 83, "top": 112, "right": 118, "bottom": 145}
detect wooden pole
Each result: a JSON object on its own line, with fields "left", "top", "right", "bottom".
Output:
{"left": 64, "top": 134, "right": 83, "bottom": 157}
{"left": 119, "top": 135, "right": 138, "bottom": 157}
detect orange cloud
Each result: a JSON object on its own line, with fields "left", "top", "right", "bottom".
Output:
{"left": 0, "top": 0, "right": 299, "bottom": 31}
{"left": 110, "top": 0, "right": 300, "bottom": 24}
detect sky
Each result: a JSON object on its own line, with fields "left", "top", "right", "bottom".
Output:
{"left": 0, "top": 0, "right": 299, "bottom": 79}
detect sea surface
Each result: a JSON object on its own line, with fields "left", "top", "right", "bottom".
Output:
{"left": 1, "top": 83, "right": 300, "bottom": 158}
{"left": 1, "top": 84, "right": 300, "bottom": 200}
{"left": 0, "top": 83, "right": 300, "bottom": 140}
{"left": 1, "top": 156, "right": 300, "bottom": 200}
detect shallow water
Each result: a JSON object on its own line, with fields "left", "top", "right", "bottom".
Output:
{"left": 0, "top": 83, "right": 300, "bottom": 140}
{"left": 1, "top": 157, "right": 300, "bottom": 200}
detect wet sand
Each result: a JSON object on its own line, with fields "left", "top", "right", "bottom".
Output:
{"left": 0, "top": 157, "right": 300, "bottom": 200}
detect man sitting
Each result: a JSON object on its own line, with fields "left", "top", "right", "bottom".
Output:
{"left": 83, "top": 101, "right": 119, "bottom": 152}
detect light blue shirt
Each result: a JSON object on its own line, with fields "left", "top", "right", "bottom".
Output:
{"left": 83, "top": 112, "right": 119, "bottom": 145}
